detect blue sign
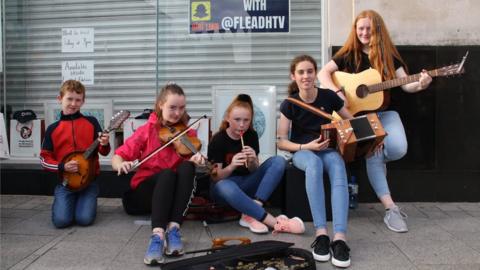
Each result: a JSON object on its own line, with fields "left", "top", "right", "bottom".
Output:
{"left": 190, "top": 0, "right": 290, "bottom": 34}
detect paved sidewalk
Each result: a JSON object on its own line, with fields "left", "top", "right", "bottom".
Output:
{"left": 1, "top": 194, "right": 480, "bottom": 270}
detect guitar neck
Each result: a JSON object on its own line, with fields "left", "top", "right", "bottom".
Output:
{"left": 83, "top": 129, "right": 109, "bottom": 159}
{"left": 78, "top": 110, "right": 130, "bottom": 160}
{"left": 369, "top": 69, "right": 440, "bottom": 93}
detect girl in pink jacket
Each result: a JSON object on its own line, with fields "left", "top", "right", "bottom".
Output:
{"left": 112, "top": 83, "right": 205, "bottom": 265}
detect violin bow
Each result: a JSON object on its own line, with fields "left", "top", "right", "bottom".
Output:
{"left": 286, "top": 97, "right": 334, "bottom": 121}
{"left": 129, "top": 115, "right": 207, "bottom": 171}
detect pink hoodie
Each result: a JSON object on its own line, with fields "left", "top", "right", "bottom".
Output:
{"left": 115, "top": 113, "right": 194, "bottom": 189}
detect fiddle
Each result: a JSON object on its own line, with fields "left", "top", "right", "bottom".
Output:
{"left": 185, "top": 220, "right": 251, "bottom": 254}
{"left": 159, "top": 120, "right": 219, "bottom": 177}
{"left": 128, "top": 115, "right": 218, "bottom": 176}
{"left": 158, "top": 122, "right": 202, "bottom": 156}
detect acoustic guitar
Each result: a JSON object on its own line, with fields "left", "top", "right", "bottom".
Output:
{"left": 331, "top": 52, "right": 468, "bottom": 119}
{"left": 60, "top": 110, "right": 130, "bottom": 191}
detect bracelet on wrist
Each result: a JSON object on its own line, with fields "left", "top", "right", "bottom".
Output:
{"left": 299, "top": 144, "right": 302, "bottom": 150}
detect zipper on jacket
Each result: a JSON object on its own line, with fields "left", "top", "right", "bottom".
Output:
{"left": 71, "top": 120, "right": 77, "bottom": 150}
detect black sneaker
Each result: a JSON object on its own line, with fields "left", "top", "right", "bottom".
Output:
{"left": 311, "top": 235, "right": 331, "bottom": 261}
{"left": 331, "top": 239, "right": 351, "bottom": 268}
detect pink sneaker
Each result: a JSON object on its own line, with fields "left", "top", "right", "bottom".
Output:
{"left": 239, "top": 214, "right": 269, "bottom": 234}
{"left": 273, "top": 216, "right": 305, "bottom": 234}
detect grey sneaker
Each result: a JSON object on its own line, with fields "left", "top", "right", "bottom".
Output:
{"left": 384, "top": 206, "right": 408, "bottom": 233}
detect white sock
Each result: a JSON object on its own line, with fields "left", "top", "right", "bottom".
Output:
{"left": 152, "top": 228, "right": 164, "bottom": 238}
{"left": 167, "top": 222, "right": 180, "bottom": 231}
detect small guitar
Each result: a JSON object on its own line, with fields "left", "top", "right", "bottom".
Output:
{"left": 60, "top": 110, "right": 130, "bottom": 191}
{"left": 332, "top": 52, "right": 468, "bottom": 119}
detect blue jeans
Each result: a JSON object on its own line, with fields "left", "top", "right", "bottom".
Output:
{"left": 52, "top": 181, "right": 99, "bottom": 228}
{"left": 366, "top": 111, "right": 408, "bottom": 198}
{"left": 211, "top": 156, "right": 286, "bottom": 221}
{"left": 292, "top": 148, "right": 348, "bottom": 234}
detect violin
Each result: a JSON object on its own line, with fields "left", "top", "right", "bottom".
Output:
{"left": 185, "top": 220, "right": 251, "bottom": 254}
{"left": 159, "top": 122, "right": 219, "bottom": 176}
{"left": 128, "top": 115, "right": 218, "bottom": 176}
{"left": 158, "top": 122, "right": 202, "bottom": 156}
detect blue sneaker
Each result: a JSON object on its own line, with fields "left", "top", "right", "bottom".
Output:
{"left": 165, "top": 226, "right": 184, "bottom": 256}
{"left": 144, "top": 234, "right": 164, "bottom": 265}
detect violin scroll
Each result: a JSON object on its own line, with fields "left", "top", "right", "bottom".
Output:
{"left": 211, "top": 237, "right": 251, "bottom": 249}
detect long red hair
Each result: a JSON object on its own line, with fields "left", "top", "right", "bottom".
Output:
{"left": 334, "top": 10, "right": 407, "bottom": 80}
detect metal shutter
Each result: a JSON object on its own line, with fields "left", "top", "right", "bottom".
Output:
{"left": 4, "top": 0, "right": 322, "bottom": 118}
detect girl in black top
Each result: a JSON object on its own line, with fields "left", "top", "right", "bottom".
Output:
{"left": 208, "top": 94, "right": 305, "bottom": 235}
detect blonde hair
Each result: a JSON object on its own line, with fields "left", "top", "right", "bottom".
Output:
{"left": 334, "top": 9, "right": 407, "bottom": 80}
{"left": 218, "top": 94, "right": 254, "bottom": 132}
{"left": 59, "top": 80, "right": 86, "bottom": 100}
{"left": 154, "top": 82, "right": 189, "bottom": 126}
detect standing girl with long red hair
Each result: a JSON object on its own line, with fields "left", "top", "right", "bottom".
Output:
{"left": 318, "top": 10, "right": 432, "bottom": 234}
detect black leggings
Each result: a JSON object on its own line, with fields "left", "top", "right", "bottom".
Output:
{"left": 122, "top": 161, "right": 196, "bottom": 229}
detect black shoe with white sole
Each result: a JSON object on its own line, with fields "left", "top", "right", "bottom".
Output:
{"left": 331, "top": 239, "right": 351, "bottom": 268}
{"left": 311, "top": 235, "right": 331, "bottom": 262}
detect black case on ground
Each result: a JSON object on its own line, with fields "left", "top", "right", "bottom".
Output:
{"left": 161, "top": 240, "right": 316, "bottom": 270}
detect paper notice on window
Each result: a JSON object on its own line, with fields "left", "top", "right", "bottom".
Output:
{"left": 0, "top": 113, "right": 9, "bottom": 159}
{"left": 62, "top": 28, "right": 94, "bottom": 53}
{"left": 0, "top": 4, "right": 3, "bottom": 72}
{"left": 62, "top": 60, "right": 94, "bottom": 85}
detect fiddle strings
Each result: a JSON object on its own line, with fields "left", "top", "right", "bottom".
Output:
{"left": 239, "top": 131, "right": 248, "bottom": 168}
{"left": 130, "top": 115, "right": 207, "bottom": 171}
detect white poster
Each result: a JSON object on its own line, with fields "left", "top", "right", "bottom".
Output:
{"left": 62, "top": 60, "right": 94, "bottom": 85}
{"left": 123, "top": 119, "right": 148, "bottom": 143}
{"left": 62, "top": 28, "right": 94, "bottom": 53}
{"left": 188, "top": 117, "right": 210, "bottom": 157}
{"left": 212, "top": 85, "right": 277, "bottom": 162}
{"left": 0, "top": 113, "right": 9, "bottom": 159}
{"left": 0, "top": 3, "right": 3, "bottom": 72}
{"left": 9, "top": 120, "right": 43, "bottom": 158}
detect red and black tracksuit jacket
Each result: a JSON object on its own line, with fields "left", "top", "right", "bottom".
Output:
{"left": 40, "top": 111, "right": 110, "bottom": 174}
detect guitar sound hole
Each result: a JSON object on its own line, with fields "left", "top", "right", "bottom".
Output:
{"left": 356, "top": 85, "right": 369, "bottom": 98}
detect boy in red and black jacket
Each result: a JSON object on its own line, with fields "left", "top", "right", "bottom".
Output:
{"left": 40, "top": 80, "right": 110, "bottom": 228}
